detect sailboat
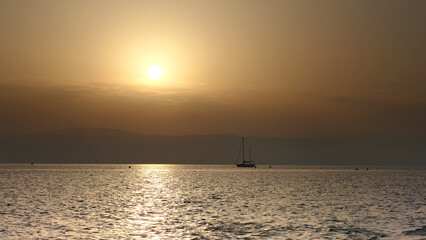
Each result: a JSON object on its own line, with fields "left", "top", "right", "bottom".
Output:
{"left": 235, "top": 137, "right": 256, "bottom": 168}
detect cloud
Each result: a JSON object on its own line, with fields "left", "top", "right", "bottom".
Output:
{"left": 0, "top": 79, "right": 220, "bottom": 136}
{"left": 1, "top": 78, "right": 425, "bottom": 138}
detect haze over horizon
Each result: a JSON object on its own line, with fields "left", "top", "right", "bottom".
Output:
{"left": 0, "top": 128, "right": 424, "bottom": 165}
{"left": 1, "top": 0, "right": 425, "bottom": 139}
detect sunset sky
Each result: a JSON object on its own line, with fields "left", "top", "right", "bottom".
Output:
{"left": 1, "top": 0, "right": 425, "bottom": 138}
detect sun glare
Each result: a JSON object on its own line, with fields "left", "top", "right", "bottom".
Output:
{"left": 148, "top": 65, "right": 162, "bottom": 80}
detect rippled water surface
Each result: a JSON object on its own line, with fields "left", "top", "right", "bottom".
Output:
{"left": 0, "top": 164, "right": 425, "bottom": 239}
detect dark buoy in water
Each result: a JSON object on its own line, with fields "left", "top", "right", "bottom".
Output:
{"left": 366, "top": 167, "right": 369, "bottom": 170}
{"left": 128, "top": 166, "right": 131, "bottom": 168}
{"left": 355, "top": 168, "right": 359, "bottom": 170}
{"left": 269, "top": 165, "right": 272, "bottom": 168}
{"left": 30, "top": 162, "right": 34, "bottom": 165}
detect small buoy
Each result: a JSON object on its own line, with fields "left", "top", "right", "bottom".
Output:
{"left": 128, "top": 166, "right": 131, "bottom": 168}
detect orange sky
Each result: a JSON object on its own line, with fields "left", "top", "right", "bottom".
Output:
{"left": 0, "top": 0, "right": 425, "bottom": 137}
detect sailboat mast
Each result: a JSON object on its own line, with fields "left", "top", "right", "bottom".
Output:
{"left": 242, "top": 137, "right": 245, "bottom": 163}
{"left": 249, "top": 147, "right": 251, "bottom": 163}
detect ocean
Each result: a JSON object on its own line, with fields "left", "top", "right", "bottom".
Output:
{"left": 0, "top": 164, "right": 425, "bottom": 239}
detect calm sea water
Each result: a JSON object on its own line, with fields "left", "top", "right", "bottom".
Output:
{"left": 0, "top": 164, "right": 425, "bottom": 239}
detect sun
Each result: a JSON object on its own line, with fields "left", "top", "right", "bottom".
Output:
{"left": 147, "top": 65, "right": 162, "bottom": 80}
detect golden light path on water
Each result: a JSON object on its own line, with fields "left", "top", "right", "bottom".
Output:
{"left": 124, "top": 165, "right": 173, "bottom": 238}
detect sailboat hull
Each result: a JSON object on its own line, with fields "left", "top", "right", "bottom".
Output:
{"left": 236, "top": 163, "right": 256, "bottom": 168}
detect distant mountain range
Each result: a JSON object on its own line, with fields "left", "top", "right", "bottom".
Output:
{"left": 0, "top": 128, "right": 425, "bottom": 165}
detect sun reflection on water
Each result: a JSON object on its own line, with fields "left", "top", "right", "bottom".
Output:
{"left": 124, "top": 165, "right": 182, "bottom": 238}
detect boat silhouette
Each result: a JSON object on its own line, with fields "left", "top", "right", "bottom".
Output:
{"left": 235, "top": 137, "right": 256, "bottom": 168}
